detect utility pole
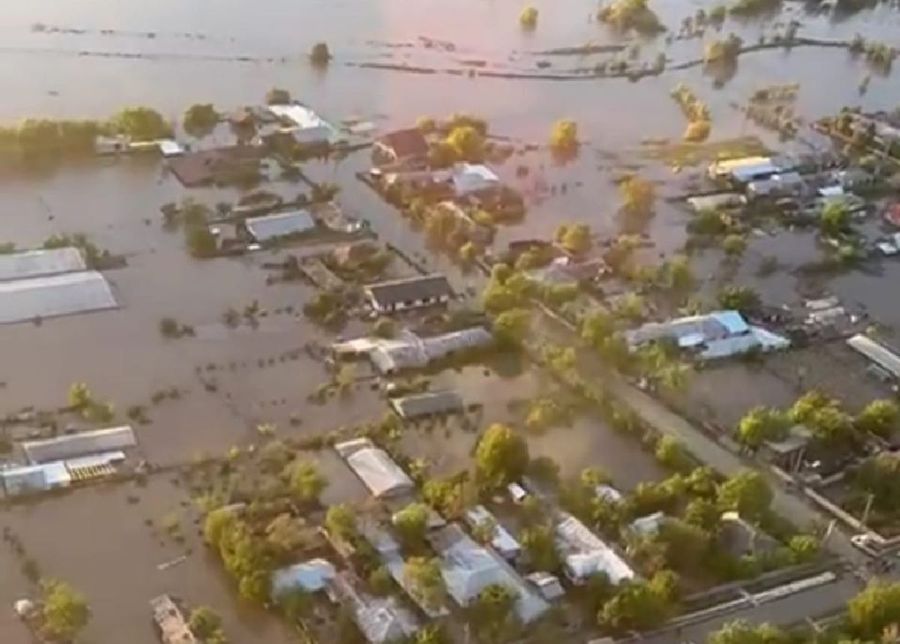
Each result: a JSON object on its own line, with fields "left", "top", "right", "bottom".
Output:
{"left": 862, "top": 493, "right": 875, "bottom": 528}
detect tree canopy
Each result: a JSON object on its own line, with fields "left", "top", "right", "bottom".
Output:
{"left": 848, "top": 581, "right": 900, "bottom": 640}
{"left": 286, "top": 459, "right": 327, "bottom": 504}
{"left": 110, "top": 107, "right": 171, "bottom": 141}
{"left": 549, "top": 119, "right": 579, "bottom": 158}
{"left": 40, "top": 579, "right": 90, "bottom": 641}
{"left": 737, "top": 406, "right": 790, "bottom": 448}
{"left": 475, "top": 424, "right": 530, "bottom": 490}
{"left": 717, "top": 470, "right": 772, "bottom": 522}
{"left": 404, "top": 557, "right": 446, "bottom": 611}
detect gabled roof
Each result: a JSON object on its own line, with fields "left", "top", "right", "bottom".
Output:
{"left": 335, "top": 438, "right": 414, "bottom": 498}
{"left": 0, "top": 270, "right": 118, "bottom": 324}
{"left": 0, "top": 248, "right": 86, "bottom": 282}
{"left": 390, "top": 391, "right": 463, "bottom": 419}
{"left": 377, "top": 128, "right": 429, "bottom": 159}
{"left": 365, "top": 274, "right": 453, "bottom": 307}
{"left": 271, "top": 558, "right": 336, "bottom": 597}
{"left": 555, "top": 514, "right": 634, "bottom": 584}
{"left": 22, "top": 426, "right": 136, "bottom": 464}
{"left": 245, "top": 210, "right": 316, "bottom": 242}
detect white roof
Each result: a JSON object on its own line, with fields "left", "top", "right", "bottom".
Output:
{"left": 464, "top": 505, "right": 521, "bottom": 557}
{"left": 630, "top": 512, "right": 668, "bottom": 537}
{"left": 0, "top": 248, "right": 86, "bottom": 282}
{"left": 687, "top": 192, "right": 745, "bottom": 212}
{"left": 626, "top": 310, "right": 749, "bottom": 347}
{"left": 0, "top": 271, "right": 117, "bottom": 324}
{"left": 268, "top": 103, "right": 333, "bottom": 130}
{"left": 431, "top": 524, "right": 548, "bottom": 623}
{"left": 710, "top": 156, "right": 773, "bottom": 174}
{"left": 336, "top": 438, "right": 414, "bottom": 498}
{"left": 245, "top": 210, "right": 316, "bottom": 242}
{"left": 525, "top": 572, "right": 565, "bottom": 600}
{"left": 819, "top": 185, "right": 845, "bottom": 197}
{"left": 157, "top": 140, "right": 185, "bottom": 157}
{"left": 555, "top": 514, "right": 634, "bottom": 584}
{"left": 594, "top": 484, "right": 624, "bottom": 504}
{"left": 848, "top": 334, "right": 900, "bottom": 378}
{"left": 23, "top": 426, "right": 136, "bottom": 464}
{"left": 452, "top": 163, "right": 500, "bottom": 195}
{"left": 271, "top": 559, "right": 336, "bottom": 596}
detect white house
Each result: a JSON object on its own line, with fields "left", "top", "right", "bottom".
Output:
{"left": 452, "top": 163, "right": 500, "bottom": 197}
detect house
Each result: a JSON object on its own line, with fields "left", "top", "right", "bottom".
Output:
{"left": 554, "top": 513, "right": 635, "bottom": 585}
{"left": 332, "top": 327, "right": 494, "bottom": 375}
{"left": 719, "top": 512, "right": 779, "bottom": 557}
{"left": 0, "top": 270, "right": 118, "bottom": 325}
{"left": 271, "top": 559, "right": 337, "bottom": 598}
{"left": 267, "top": 103, "right": 337, "bottom": 146}
{"left": 429, "top": 523, "right": 549, "bottom": 623}
{"left": 334, "top": 438, "right": 414, "bottom": 498}
{"left": 624, "top": 310, "right": 790, "bottom": 361}
{"left": 762, "top": 425, "right": 813, "bottom": 473}
{"left": 464, "top": 505, "right": 522, "bottom": 561}
{"left": 452, "top": 163, "right": 501, "bottom": 197}
{"left": 331, "top": 572, "right": 421, "bottom": 644}
{"left": 525, "top": 572, "right": 565, "bottom": 601}
{"left": 150, "top": 595, "right": 196, "bottom": 644}
{"left": 22, "top": 426, "right": 136, "bottom": 464}
{"left": 1, "top": 462, "right": 71, "bottom": 496}
{"left": 390, "top": 390, "right": 464, "bottom": 420}
{"left": 242, "top": 210, "right": 317, "bottom": 244}
{"left": 708, "top": 156, "right": 782, "bottom": 185}
{"left": 687, "top": 193, "right": 746, "bottom": 213}
{"left": 364, "top": 274, "right": 453, "bottom": 314}
{"left": 372, "top": 128, "right": 429, "bottom": 168}
{"left": 847, "top": 334, "right": 900, "bottom": 381}
{"left": 629, "top": 512, "right": 669, "bottom": 538}
{"left": 594, "top": 484, "right": 625, "bottom": 505}
{"left": 167, "top": 147, "right": 262, "bottom": 187}
{"left": 746, "top": 172, "right": 805, "bottom": 200}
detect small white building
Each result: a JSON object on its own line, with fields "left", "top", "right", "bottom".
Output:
{"left": 267, "top": 103, "right": 337, "bottom": 146}
{"left": 271, "top": 559, "right": 337, "bottom": 598}
{"left": 629, "top": 512, "right": 669, "bottom": 538}
{"left": 452, "top": 163, "right": 500, "bottom": 197}
{"left": 335, "top": 438, "right": 414, "bottom": 499}
{"left": 555, "top": 513, "right": 635, "bottom": 585}
{"left": 525, "top": 571, "right": 565, "bottom": 601}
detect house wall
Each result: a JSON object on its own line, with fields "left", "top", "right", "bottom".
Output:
{"left": 369, "top": 294, "right": 450, "bottom": 314}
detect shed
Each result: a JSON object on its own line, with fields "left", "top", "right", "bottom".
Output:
{"left": 0, "top": 270, "right": 117, "bottom": 325}
{"left": 271, "top": 559, "right": 337, "bottom": 597}
{"left": 464, "top": 505, "right": 521, "bottom": 561}
{"left": 847, "top": 334, "right": 900, "bottom": 379}
{"left": 555, "top": 514, "right": 634, "bottom": 585}
{"left": 267, "top": 103, "right": 335, "bottom": 146}
{"left": 22, "top": 426, "right": 136, "bottom": 464}
{"left": 335, "top": 438, "right": 414, "bottom": 498}
{"left": 372, "top": 128, "right": 429, "bottom": 168}
{"left": 452, "top": 163, "right": 500, "bottom": 196}
{"left": 244, "top": 210, "right": 317, "bottom": 243}
{"left": 364, "top": 274, "right": 453, "bottom": 314}
{"left": 390, "top": 391, "right": 463, "bottom": 420}
{"left": 525, "top": 572, "right": 565, "bottom": 601}
{"left": 0, "top": 248, "right": 86, "bottom": 282}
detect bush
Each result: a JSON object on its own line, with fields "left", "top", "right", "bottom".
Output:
{"left": 684, "top": 119, "right": 711, "bottom": 142}
{"left": 266, "top": 88, "right": 291, "bottom": 105}
{"left": 186, "top": 225, "right": 218, "bottom": 258}
{"left": 704, "top": 34, "right": 743, "bottom": 65}
{"left": 519, "top": 6, "right": 539, "bottom": 29}
{"left": 549, "top": 119, "right": 579, "bottom": 157}
{"left": 310, "top": 42, "right": 332, "bottom": 66}
{"left": 110, "top": 107, "right": 171, "bottom": 141}
{"left": 598, "top": 0, "right": 665, "bottom": 34}
{"left": 183, "top": 104, "right": 218, "bottom": 138}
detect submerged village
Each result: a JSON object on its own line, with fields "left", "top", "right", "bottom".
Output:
{"left": 10, "top": 1, "right": 900, "bottom": 644}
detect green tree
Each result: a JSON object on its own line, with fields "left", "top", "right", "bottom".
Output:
{"left": 656, "top": 519, "right": 710, "bottom": 572}
{"left": 717, "top": 285, "right": 760, "bottom": 313}
{"left": 493, "top": 308, "right": 532, "bottom": 348}
{"left": 68, "top": 382, "right": 93, "bottom": 410}
{"left": 788, "top": 534, "right": 820, "bottom": 563}
{"left": 186, "top": 225, "right": 218, "bottom": 258}
{"left": 549, "top": 119, "right": 578, "bottom": 157}
{"left": 446, "top": 125, "right": 485, "bottom": 163}
{"left": 737, "top": 406, "right": 790, "bottom": 448}
{"left": 265, "top": 513, "right": 314, "bottom": 559}
{"left": 556, "top": 222, "right": 591, "bottom": 254}
{"left": 520, "top": 525, "right": 560, "bottom": 571}
{"left": 475, "top": 424, "right": 530, "bottom": 490}
{"left": 655, "top": 436, "right": 693, "bottom": 472}
{"left": 325, "top": 504, "right": 358, "bottom": 540}
{"left": 519, "top": 6, "right": 539, "bottom": 29}
{"left": 666, "top": 255, "right": 694, "bottom": 291}
{"left": 722, "top": 234, "right": 747, "bottom": 257}
{"left": 183, "top": 104, "right": 219, "bottom": 138}
{"left": 266, "top": 88, "right": 291, "bottom": 105}
{"left": 286, "top": 459, "right": 327, "bottom": 504}
{"left": 40, "top": 579, "right": 90, "bottom": 642}
{"left": 620, "top": 175, "right": 656, "bottom": 218}
{"left": 404, "top": 557, "right": 445, "bottom": 611}
{"left": 599, "top": 577, "right": 673, "bottom": 633}
{"left": 188, "top": 606, "right": 227, "bottom": 644}
{"left": 111, "top": 107, "right": 171, "bottom": 141}
{"left": 423, "top": 477, "right": 467, "bottom": 518}
{"left": 707, "top": 619, "right": 789, "bottom": 644}
{"left": 789, "top": 390, "right": 833, "bottom": 425}
{"left": 467, "top": 584, "right": 520, "bottom": 643}
{"left": 855, "top": 399, "right": 900, "bottom": 438}
{"left": 310, "top": 42, "right": 332, "bottom": 66}
{"left": 821, "top": 200, "right": 850, "bottom": 237}
{"left": 204, "top": 507, "right": 238, "bottom": 547}
{"left": 848, "top": 581, "right": 900, "bottom": 640}
{"left": 394, "top": 502, "right": 429, "bottom": 546}
{"left": 717, "top": 470, "right": 772, "bottom": 522}
{"left": 855, "top": 454, "right": 900, "bottom": 512}
{"left": 684, "top": 498, "right": 721, "bottom": 532}
{"left": 807, "top": 404, "right": 854, "bottom": 446}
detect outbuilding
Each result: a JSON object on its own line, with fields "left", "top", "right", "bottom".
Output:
{"left": 364, "top": 274, "right": 453, "bottom": 314}
{"left": 390, "top": 391, "right": 463, "bottom": 420}
{"left": 243, "top": 210, "right": 317, "bottom": 244}
{"left": 372, "top": 128, "right": 429, "bottom": 169}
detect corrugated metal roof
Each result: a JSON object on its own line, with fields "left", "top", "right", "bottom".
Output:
{"left": 272, "top": 559, "right": 336, "bottom": 596}
{"left": 390, "top": 391, "right": 463, "bottom": 419}
{"left": 464, "top": 505, "right": 521, "bottom": 558}
{"left": 336, "top": 438, "right": 414, "bottom": 498}
{"left": 23, "top": 426, "right": 136, "bottom": 464}
{"left": 245, "top": 210, "right": 317, "bottom": 242}
{"left": 365, "top": 274, "right": 453, "bottom": 308}
{"left": 0, "top": 271, "right": 117, "bottom": 324}
{"left": 555, "top": 514, "right": 634, "bottom": 584}
{"left": 0, "top": 248, "right": 86, "bottom": 282}
{"left": 847, "top": 334, "right": 900, "bottom": 378}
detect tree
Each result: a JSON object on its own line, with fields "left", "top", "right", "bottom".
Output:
{"left": 684, "top": 498, "right": 721, "bottom": 532}
{"left": 789, "top": 390, "right": 833, "bottom": 426}
{"left": 204, "top": 507, "right": 238, "bottom": 547}
{"left": 265, "top": 513, "right": 314, "bottom": 558}
{"left": 599, "top": 577, "right": 673, "bottom": 633}
{"left": 597, "top": 0, "right": 664, "bottom": 34}
{"left": 110, "top": 107, "right": 170, "bottom": 141}
{"left": 286, "top": 460, "right": 327, "bottom": 505}
{"left": 549, "top": 119, "right": 578, "bottom": 157}
{"left": 722, "top": 234, "right": 747, "bottom": 257}
{"left": 821, "top": 200, "right": 850, "bottom": 237}
{"left": 717, "top": 285, "right": 760, "bottom": 313}
{"left": 310, "top": 42, "right": 331, "bottom": 66}
{"left": 708, "top": 619, "right": 789, "bottom": 644}
{"left": 620, "top": 175, "right": 656, "bottom": 218}
{"left": 666, "top": 255, "right": 694, "bottom": 291}
{"left": 807, "top": 404, "right": 854, "bottom": 446}
{"left": 68, "top": 382, "right": 93, "bottom": 410}
{"left": 519, "top": 6, "right": 539, "bottom": 29}
{"left": 325, "top": 504, "right": 358, "bottom": 540}
{"left": 188, "top": 606, "right": 227, "bottom": 644}
{"left": 848, "top": 581, "right": 900, "bottom": 640}
{"left": 556, "top": 222, "right": 591, "bottom": 254}
{"left": 467, "top": 584, "right": 520, "bottom": 643}
{"left": 655, "top": 436, "right": 693, "bottom": 472}
{"left": 717, "top": 470, "right": 772, "bottom": 522}
{"left": 40, "top": 579, "right": 90, "bottom": 642}
{"left": 404, "top": 557, "right": 445, "bottom": 611}
{"left": 423, "top": 476, "right": 467, "bottom": 518}
{"left": 493, "top": 308, "right": 532, "bottom": 348}
{"left": 394, "top": 502, "right": 429, "bottom": 546}
{"left": 186, "top": 225, "right": 218, "bottom": 258}
{"left": 737, "top": 406, "right": 790, "bottom": 448}
{"left": 414, "top": 625, "right": 451, "bottom": 644}
{"left": 184, "top": 104, "right": 219, "bottom": 138}
{"left": 788, "top": 534, "right": 820, "bottom": 563}
{"left": 855, "top": 454, "right": 900, "bottom": 512}
{"left": 855, "top": 399, "right": 900, "bottom": 438}
{"left": 656, "top": 519, "right": 710, "bottom": 572}
{"left": 525, "top": 398, "right": 571, "bottom": 433}
{"left": 446, "top": 125, "right": 485, "bottom": 163}
{"left": 475, "top": 424, "right": 530, "bottom": 490}
{"left": 520, "top": 525, "right": 560, "bottom": 571}
{"left": 266, "top": 88, "right": 291, "bottom": 105}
